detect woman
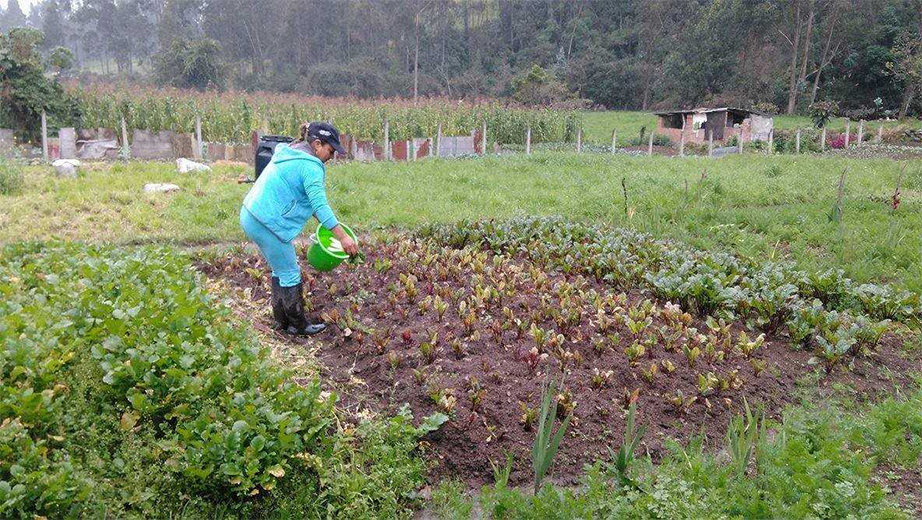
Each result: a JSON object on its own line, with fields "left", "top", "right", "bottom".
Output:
{"left": 239, "top": 121, "right": 358, "bottom": 336}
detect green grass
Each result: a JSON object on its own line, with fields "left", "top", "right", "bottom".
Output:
{"left": 430, "top": 388, "right": 922, "bottom": 519}
{"left": 580, "top": 111, "right": 921, "bottom": 144}
{"left": 3, "top": 153, "right": 920, "bottom": 292}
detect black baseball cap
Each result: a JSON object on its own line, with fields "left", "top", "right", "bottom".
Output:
{"left": 307, "top": 122, "right": 346, "bottom": 155}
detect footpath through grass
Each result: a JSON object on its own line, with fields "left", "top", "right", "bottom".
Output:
{"left": 2, "top": 153, "right": 920, "bottom": 292}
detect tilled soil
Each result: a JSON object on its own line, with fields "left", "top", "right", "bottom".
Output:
{"left": 195, "top": 236, "right": 919, "bottom": 488}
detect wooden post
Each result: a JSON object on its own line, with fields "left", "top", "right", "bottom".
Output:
{"left": 383, "top": 120, "right": 390, "bottom": 161}
{"left": 481, "top": 122, "right": 487, "bottom": 155}
{"left": 194, "top": 115, "right": 202, "bottom": 159}
{"left": 796, "top": 129, "right": 801, "bottom": 154}
{"left": 436, "top": 123, "right": 442, "bottom": 158}
{"left": 648, "top": 130, "right": 655, "bottom": 156}
{"left": 844, "top": 121, "right": 850, "bottom": 149}
{"left": 611, "top": 130, "right": 617, "bottom": 154}
{"left": 767, "top": 129, "right": 774, "bottom": 155}
{"left": 821, "top": 127, "right": 827, "bottom": 152}
{"left": 877, "top": 126, "right": 883, "bottom": 144}
{"left": 526, "top": 125, "right": 531, "bottom": 155}
{"left": 576, "top": 127, "right": 582, "bottom": 153}
{"left": 679, "top": 126, "right": 686, "bottom": 157}
{"left": 707, "top": 129, "right": 714, "bottom": 158}
{"left": 41, "top": 110, "right": 48, "bottom": 162}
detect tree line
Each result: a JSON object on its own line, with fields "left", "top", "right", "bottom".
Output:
{"left": 1, "top": 0, "right": 921, "bottom": 117}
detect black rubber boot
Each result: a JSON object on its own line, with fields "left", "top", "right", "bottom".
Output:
{"left": 278, "top": 282, "right": 326, "bottom": 336}
{"left": 270, "top": 276, "right": 288, "bottom": 331}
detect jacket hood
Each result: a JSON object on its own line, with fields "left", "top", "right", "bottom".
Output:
{"left": 271, "top": 144, "right": 324, "bottom": 167}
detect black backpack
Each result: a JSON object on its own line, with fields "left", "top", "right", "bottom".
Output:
{"left": 255, "top": 135, "right": 295, "bottom": 179}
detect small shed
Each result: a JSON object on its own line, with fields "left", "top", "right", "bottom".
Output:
{"left": 654, "top": 107, "right": 773, "bottom": 145}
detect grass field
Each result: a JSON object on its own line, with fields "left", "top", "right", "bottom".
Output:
{"left": 580, "top": 110, "right": 919, "bottom": 144}
{"left": 4, "top": 153, "right": 920, "bottom": 292}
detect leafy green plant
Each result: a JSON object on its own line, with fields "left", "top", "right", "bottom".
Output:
{"left": 605, "top": 402, "right": 646, "bottom": 488}
{"left": 726, "top": 399, "right": 766, "bottom": 477}
{"left": 531, "top": 377, "right": 572, "bottom": 494}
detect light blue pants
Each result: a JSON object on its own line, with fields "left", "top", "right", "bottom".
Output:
{"left": 239, "top": 206, "right": 302, "bottom": 287}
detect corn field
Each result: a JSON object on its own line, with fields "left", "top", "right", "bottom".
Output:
{"left": 69, "top": 84, "right": 581, "bottom": 145}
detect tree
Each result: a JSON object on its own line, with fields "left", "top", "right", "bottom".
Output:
{"left": 510, "top": 64, "right": 574, "bottom": 106}
{"left": 48, "top": 45, "right": 74, "bottom": 73}
{"left": 154, "top": 37, "right": 225, "bottom": 90}
{"left": 0, "top": 27, "right": 81, "bottom": 141}
{"left": 0, "top": 1, "right": 28, "bottom": 31}
{"left": 888, "top": 32, "right": 922, "bottom": 117}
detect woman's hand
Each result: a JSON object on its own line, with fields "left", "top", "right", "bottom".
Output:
{"left": 339, "top": 235, "right": 359, "bottom": 256}
{"left": 331, "top": 225, "right": 359, "bottom": 256}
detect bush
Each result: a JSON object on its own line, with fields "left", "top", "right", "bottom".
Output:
{"left": 0, "top": 159, "right": 24, "bottom": 195}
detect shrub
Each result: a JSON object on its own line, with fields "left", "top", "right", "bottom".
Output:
{"left": 0, "top": 159, "right": 24, "bottom": 195}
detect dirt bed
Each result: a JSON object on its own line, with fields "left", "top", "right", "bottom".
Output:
{"left": 195, "top": 235, "right": 919, "bottom": 488}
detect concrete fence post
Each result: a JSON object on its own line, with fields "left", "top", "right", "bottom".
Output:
{"left": 679, "top": 128, "right": 685, "bottom": 157}
{"left": 796, "top": 129, "right": 801, "bottom": 154}
{"left": 481, "top": 122, "right": 487, "bottom": 155}
{"left": 41, "top": 110, "right": 48, "bottom": 162}
{"left": 611, "top": 130, "right": 617, "bottom": 154}
{"left": 821, "top": 127, "right": 827, "bottom": 152}
{"left": 436, "top": 123, "right": 442, "bottom": 158}
{"left": 410, "top": 137, "right": 416, "bottom": 162}
{"left": 384, "top": 120, "right": 390, "bottom": 161}
{"left": 708, "top": 130, "right": 714, "bottom": 158}
{"left": 767, "top": 129, "right": 773, "bottom": 155}
{"left": 576, "top": 127, "right": 582, "bottom": 153}
{"left": 648, "top": 131, "right": 655, "bottom": 157}
{"left": 845, "top": 121, "right": 851, "bottom": 149}
{"left": 526, "top": 125, "right": 531, "bottom": 155}
{"left": 877, "top": 125, "right": 883, "bottom": 144}
{"left": 195, "top": 115, "right": 203, "bottom": 159}
{"left": 738, "top": 132, "right": 744, "bottom": 154}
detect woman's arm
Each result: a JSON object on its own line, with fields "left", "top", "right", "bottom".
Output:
{"left": 304, "top": 169, "right": 357, "bottom": 256}
{"left": 330, "top": 224, "right": 358, "bottom": 256}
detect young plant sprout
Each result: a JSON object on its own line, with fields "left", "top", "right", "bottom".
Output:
{"left": 621, "top": 387, "right": 641, "bottom": 410}
{"left": 668, "top": 390, "right": 697, "bottom": 414}
{"left": 661, "top": 359, "right": 676, "bottom": 374}
{"left": 624, "top": 342, "right": 645, "bottom": 364}
{"left": 450, "top": 338, "right": 466, "bottom": 359}
{"left": 419, "top": 330, "right": 439, "bottom": 364}
{"left": 749, "top": 358, "right": 767, "bottom": 376}
{"left": 387, "top": 351, "right": 401, "bottom": 370}
{"left": 683, "top": 344, "right": 701, "bottom": 367}
{"left": 590, "top": 368, "right": 614, "bottom": 389}
{"left": 697, "top": 372, "right": 719, "bottom": 396}
{"left": 737, "top": 331, "right": 766, "bottom": 358}
{"left": 412, "top": 368, "right": 427, "bottom": 386}
{"left": 641, "top": 363, "right": 658, "bottom": 383}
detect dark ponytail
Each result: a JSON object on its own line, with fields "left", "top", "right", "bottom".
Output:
{"left": 296, "top": 122, "right": 310, "bottom": 143}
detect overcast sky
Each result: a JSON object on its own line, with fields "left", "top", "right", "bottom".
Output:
{"left": 1, "top": 0, "right": 35, "bottom": 15}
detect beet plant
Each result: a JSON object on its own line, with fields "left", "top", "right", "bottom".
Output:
{"left": 736, "top": 331, "right": 766, "bottom": 358}
{"left": 668, "top": 390, "right": 697, "bottom": 413}
{"left": 624, "top": 342, "right": 645, "bottom": 365}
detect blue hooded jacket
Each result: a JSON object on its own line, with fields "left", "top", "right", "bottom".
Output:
{"left": 242, "top": 144, "right": 338, "bottom": 242}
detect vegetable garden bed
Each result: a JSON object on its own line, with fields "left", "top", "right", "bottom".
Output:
{"left": 197, "top": 217, "right": 921, "bottom": 488}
